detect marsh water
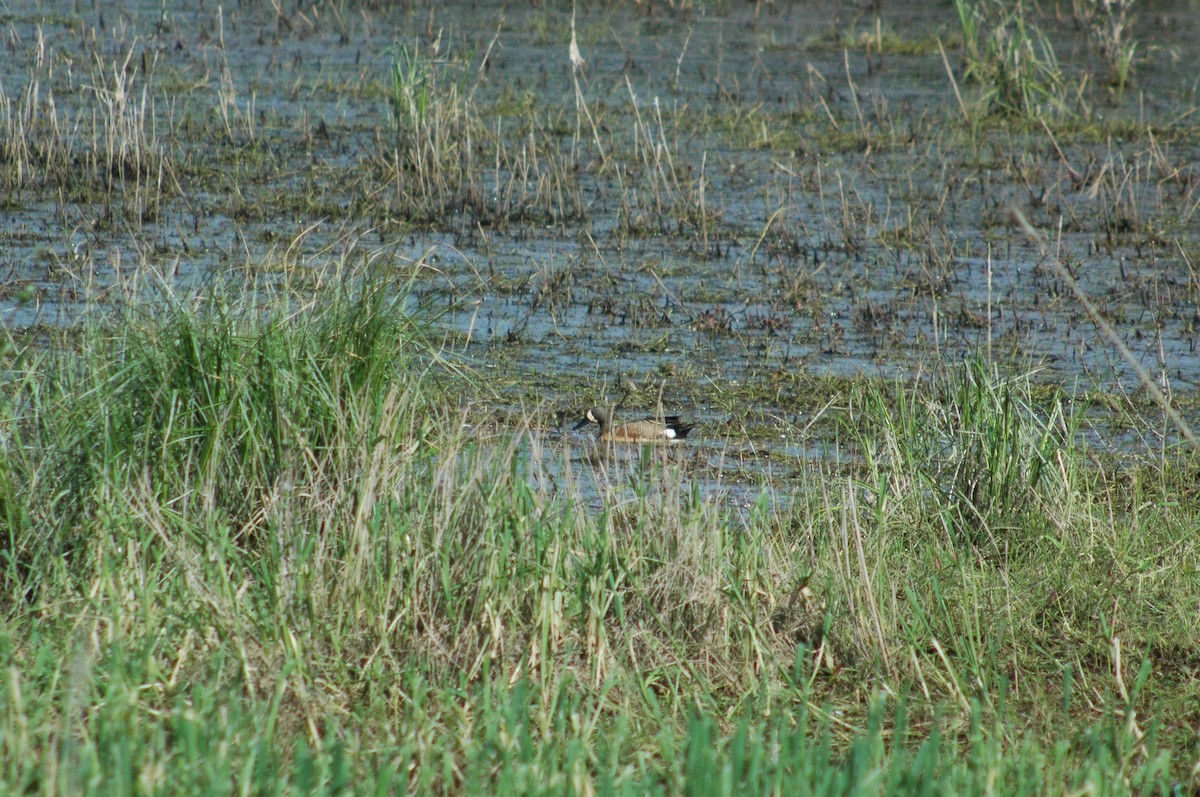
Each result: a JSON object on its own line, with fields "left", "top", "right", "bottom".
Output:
{"left": 4, "top": 0, "right": 1200, "bottom": 489}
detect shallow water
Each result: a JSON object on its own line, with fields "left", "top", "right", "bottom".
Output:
{"left": 3, "top": 0, "right": 1200, "bottom": 475}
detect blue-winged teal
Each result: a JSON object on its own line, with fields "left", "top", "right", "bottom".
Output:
{"left": 573, "top": 407, "right": 694, "bottom": 443}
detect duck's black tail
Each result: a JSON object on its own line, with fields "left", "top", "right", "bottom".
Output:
{"left": 662, "top": 416, "right": 695, "bottom": 439}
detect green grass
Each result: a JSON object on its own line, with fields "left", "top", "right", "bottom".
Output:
{"left": 1, "top": 272, "right": 1198, "bottom": 794}
{"left": 952, "top": 0, "right": 1075, "bottom": 121}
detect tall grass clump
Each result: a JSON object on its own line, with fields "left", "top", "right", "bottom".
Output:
{"left": 387, "top": 43, "right": 487, "bottom": 220}
{"left": 828, "top": 358, "right": 1199, "bottom": 774}
{"left": 850, "top": 358, "right": 1075, "bottom": 552}
{"left": 0, "top": 43, "right": 171, "bottom": 213}
{"left": 1, "top": 271, "right": 442, "bottom": 599}
{"left": 1077, "top": 0, "right": 1137, "bottom": 98}
{"left": 953, "top": 0, "right": 1073, "bottom": 119}
{"left": 386, "top": 39, "right": 586, "bottom": 228}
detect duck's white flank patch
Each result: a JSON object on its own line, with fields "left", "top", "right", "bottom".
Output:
{"left": 664, "top": 429, "right": 676, "bottom": 439}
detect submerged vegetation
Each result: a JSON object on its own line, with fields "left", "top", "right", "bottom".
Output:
{"left": 2, "top": 0, "right": 1200, "bottom": 793}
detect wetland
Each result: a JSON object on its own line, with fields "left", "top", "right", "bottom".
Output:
{"left": 2, "top": 0, "right": 1200, "bottom": 792}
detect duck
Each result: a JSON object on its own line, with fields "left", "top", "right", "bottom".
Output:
{"left": 573, "top": 407, "right": 694, "bottom": 443}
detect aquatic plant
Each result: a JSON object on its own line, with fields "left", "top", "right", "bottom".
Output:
{"left": 1077, "top": 0, "right": 1138, "bottom": 99}
{"left": 953, "top": 0, "right": 1073, "bottom": 119}
{"left": 386, "top": 43, "right": 485, "bottom": 219}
